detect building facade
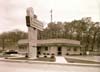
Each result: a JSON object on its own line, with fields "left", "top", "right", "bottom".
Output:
{"left": 18, "top": 39, "right": 82, "bottom": 56}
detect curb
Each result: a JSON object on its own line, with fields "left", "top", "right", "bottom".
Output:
{"left": 0, "top": 58, "right": 100, "bottom": 68}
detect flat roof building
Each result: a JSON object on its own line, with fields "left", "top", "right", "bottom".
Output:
{"left": 18, "top": 39, "right": 82, "bottom": 56}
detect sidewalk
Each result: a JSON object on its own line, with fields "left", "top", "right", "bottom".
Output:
{"left": 55, "top": 56, "right": 67, "bottom": 63}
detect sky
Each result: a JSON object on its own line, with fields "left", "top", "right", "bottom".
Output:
{"left": 0, "top": 0, "right": 100, "bottom": 33}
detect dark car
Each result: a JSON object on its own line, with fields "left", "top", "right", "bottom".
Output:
{"left": 5, "top": 50, "right": 18, "bottom": 54}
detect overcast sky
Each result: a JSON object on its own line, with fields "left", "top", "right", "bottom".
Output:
{"left": 0, "top": 0, "right": 100, "bottom": 33}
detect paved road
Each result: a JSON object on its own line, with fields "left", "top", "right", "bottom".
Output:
{"left": 0, "top": 61, "right": 100, "bottom": 72}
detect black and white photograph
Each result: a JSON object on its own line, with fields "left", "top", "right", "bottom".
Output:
{"left": 0, "top": 0, "right": 100, "bottom": 72}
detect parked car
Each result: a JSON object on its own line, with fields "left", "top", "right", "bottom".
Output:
{"left": 4, "top": 50, "right": 18, "bottom": 54}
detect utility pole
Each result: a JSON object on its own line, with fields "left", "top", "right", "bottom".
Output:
{"left": 2, "top": 38, "right": 5, "bottom": 51}
{"left": 50, "top": 9, "right": 53, "bottom": 23}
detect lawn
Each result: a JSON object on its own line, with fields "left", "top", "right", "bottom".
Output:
{"left": 65, "top": 58, "right": 100, "bottom": 64}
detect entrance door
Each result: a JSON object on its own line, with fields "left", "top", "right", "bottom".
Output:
{"left": 37, "top": 46, "right": 41, "bottom": 56}
{"left": 57, "top": 47, "right": 62, "bottom": 56}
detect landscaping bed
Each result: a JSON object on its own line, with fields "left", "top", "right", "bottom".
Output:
{"left": 8, "top": 57, "right": 55, "bottom": 62}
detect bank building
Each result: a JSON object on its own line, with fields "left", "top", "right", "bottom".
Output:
{"left": 18, "top": 7, "right": 81, "bottom": 58}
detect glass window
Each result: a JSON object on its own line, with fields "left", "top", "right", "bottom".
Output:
{"left": 58, "top": 47, "right": 61, "bottom": 51}
{"left": 73, "top": 48, "right": 77, "bottom": 51}
{"left": 45, "top": 47, "right": 48, "bottom": 51}
{"left": 67, "top": 48, "right": 71, "bottom": 51}
{"left": 37, "top": 46, "right": 41, "bottom": 51}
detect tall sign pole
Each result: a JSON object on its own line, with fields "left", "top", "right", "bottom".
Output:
{"left": 26, "top": 7, "right": 43, "bottom": 59}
